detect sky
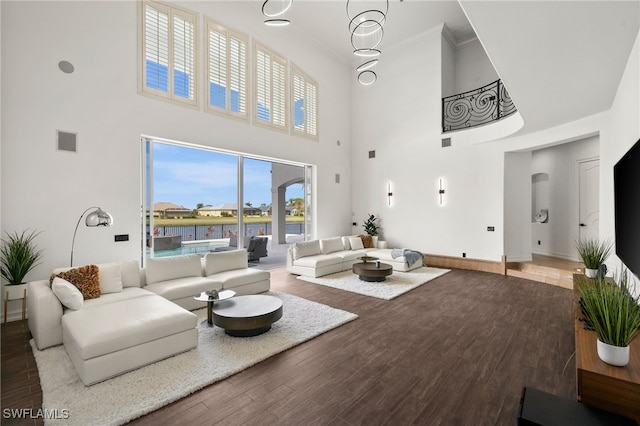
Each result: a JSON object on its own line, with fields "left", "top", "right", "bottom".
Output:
{"left": 151, "top": 142, "right": 304, "bottom": 210}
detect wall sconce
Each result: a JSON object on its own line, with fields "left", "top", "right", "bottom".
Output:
{"left": 387, "top": 182, "right": 393, "bottom": 206}
{"left": 439, "top": 179, "right": 446, "bottom": 205}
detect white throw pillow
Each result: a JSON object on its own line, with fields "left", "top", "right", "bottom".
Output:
{"left": 205, "top": 249, "right": 248, "bottom": 276}
{"left": 320, "top": 237, "right": 344, "bottom": 254}
{"left": 292, "top": 240, "right": 321, "bottom": 260}
{"left": 98, "top": 263, "right": 123, "bottom": 294}
{"left": 342, "top": 236, "right": 351, "bottom": 250}
{"left": 52, "top": 277, "right": 84, "bottom": 310}
{"left": 349, "top": 237, "right": 364, "bottom": 250}
{"left": 145, "top": 254, "right": 202, "bottom": 285}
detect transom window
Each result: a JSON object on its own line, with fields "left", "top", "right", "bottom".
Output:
{"left": 291, "top": 63, "right": 319, "bottom": 139}
{"left": 205, "top": 18, "right": 248, "bottom": 120}
{"left": 255, "top": 43, "right": 288, "bottom": 130}
{"left": 140, "top": 0, "right": 198, "bottom": 107}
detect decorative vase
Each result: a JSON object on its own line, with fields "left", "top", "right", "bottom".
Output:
{"left": 597, "top": 339, "right": 630, "bottom": 367}
{"left": 585, "top": 268, "right": 598, "bottom": 278}
{"left": 372, "top": 236, "right": 379, "bottom": 248}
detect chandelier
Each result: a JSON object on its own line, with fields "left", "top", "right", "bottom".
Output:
{"left": 347, "top": 0, "right": 389, "bottom": 85}
{"left": 262, "top": 0, "right": 292, "bottom": 26}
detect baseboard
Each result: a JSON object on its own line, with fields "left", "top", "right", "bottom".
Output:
{"left": 424, "top": 254, "right": 505, "bottom": 275}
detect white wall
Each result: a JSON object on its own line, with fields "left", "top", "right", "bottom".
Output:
{"left": 601, "top": 31, "right": 640, "bottom": 284}
{"left": 504, "top": 151, "right": 532, "bottom": 262}
{"left": 0, "top": 1, "right": 352, "bottom": 280}
{"left": 454, "top": 39, "right": 499, "bottom": 94}
{"left": 530, "top": 136, "right": 599, "bottom": 260}
{"left": 351, "top": 26, "right": 505, "bottom": 260}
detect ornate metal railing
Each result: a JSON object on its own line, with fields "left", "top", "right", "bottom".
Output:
{"left": 442, "top": 79, "right": 517, "bottom": 133}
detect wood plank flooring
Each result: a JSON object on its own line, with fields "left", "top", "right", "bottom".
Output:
{"left": 1, "top": 267, "right": 576, "bottom": 425}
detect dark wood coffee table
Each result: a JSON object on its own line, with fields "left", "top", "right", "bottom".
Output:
{"left": 212, "top": 294, "right": 283, "bottom": 337}
{"left": 352, "top": 261, "right": 393, "bottom": 282}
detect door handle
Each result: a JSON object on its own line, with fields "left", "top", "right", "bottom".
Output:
{"left": 579, "top": 223, "right": 587, "bottom": 227}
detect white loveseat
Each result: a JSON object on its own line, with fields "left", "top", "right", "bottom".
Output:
{"left": 286, "top": 236, "right": 423, "bottom": 278}
{"left": 27, "top": 249, "right": 270, "bottom": 386}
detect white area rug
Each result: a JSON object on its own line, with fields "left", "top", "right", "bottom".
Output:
{"left": 297, "top": 267, "right": 451, "bottom": 300}
{"left": 31, "top": 292, "right": 357, "bottom": 426}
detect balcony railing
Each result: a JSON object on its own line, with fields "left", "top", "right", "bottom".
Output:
{"left": 442, "top": 79, "right": 517, "bottom": 133}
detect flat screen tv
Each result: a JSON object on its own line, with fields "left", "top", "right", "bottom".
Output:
{"left": 614, "top": 138, "right": 640, "bottom": 278}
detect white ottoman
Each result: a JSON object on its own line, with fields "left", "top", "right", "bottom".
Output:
{"left": 62, "top": 294, "right": 197, "bottom": 385}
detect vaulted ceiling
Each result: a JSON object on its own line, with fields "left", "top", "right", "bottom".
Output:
{"left": 246, "top": 1, "right": 639, "bottom": 135}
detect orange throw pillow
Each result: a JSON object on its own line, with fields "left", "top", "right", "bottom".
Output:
{"left": 360, "top": 234, "right": 374, "bottom": 249}
{"left": 50, "top": 264, "right": 101, "bottom": 300}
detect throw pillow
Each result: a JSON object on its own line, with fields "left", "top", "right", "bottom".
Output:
{"left": 51, "top": 277, "right": 84, "bottom": 310}
{"left": 348, "top": 237, "right": 364, "bottom": 250}
{"left": 320, "top": 237, "right": 344, "bottom": 254}
{"left": 292, "top": 240, "right": 321, "bottom": 260}
{"left": 360, "top": 235, "right": 374, "bottom": 249}
{"left": 98, "top": 263, "right": 123, "bottom": 294}
{"left": 50, "top": 264, "right": 100, "bottom": 300}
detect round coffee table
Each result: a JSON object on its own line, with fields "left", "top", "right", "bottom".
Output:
{"left": 352, "top": 261, "right": 393, "bottom": 282}
{"left": 212, "top": 294, "right": 283, "bottom": 337}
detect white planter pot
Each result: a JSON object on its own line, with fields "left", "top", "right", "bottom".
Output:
{"left": 4, "top": 283, "right": 28, "bottom": 300}
{"left": 597, "top": 339, "right": 630, "bottom": 367}
{"left": 585, "top": 268, "right": 598, "bottom": 278}
{"left": 372, "top": 236, "right": 379, "bottom": 248}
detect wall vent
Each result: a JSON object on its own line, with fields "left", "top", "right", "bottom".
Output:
{"left": 368, "top": 150, "right": 376, "bottom": 158}
{"left": 441, "top": 138, "right": 452, "bottom": 148}
{"left": 57, "top": 130, "right": 77, "bottom": 152}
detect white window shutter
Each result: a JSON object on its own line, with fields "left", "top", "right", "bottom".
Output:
{"left": 206, "top": 18, "right": 248, "bottom": 119}
{"left": 140, "top": 1, "right": 197, "bottom": 107}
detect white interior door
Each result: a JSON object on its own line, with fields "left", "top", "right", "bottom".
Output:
{"left": 578, "top": 159, "right": 599, "bottom": 241}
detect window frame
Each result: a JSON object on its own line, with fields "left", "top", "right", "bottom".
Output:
{"left": 254, "top": 42, "right": 289, "bottom": 132}
{"left": 139, "top": 0, "right": 199, "bottom": 108}
{"left": 291, "top": 63, "right": 319, "bottom": 140}
{"left": 204, "top": 17, "right": 249, "bottom": 121}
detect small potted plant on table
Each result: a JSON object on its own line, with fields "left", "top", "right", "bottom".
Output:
{"left": 575, "top": 237, "right": 613, "bottom": 278}
{"left": 576, "top": 269, "right": 640, "bottom": 366}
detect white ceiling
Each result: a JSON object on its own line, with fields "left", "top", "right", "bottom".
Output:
{"left": 247, "top": 1, "right": 640, "bottom": 135}
{"left": 246, "top": 0, "right": 476, "bottom": 63}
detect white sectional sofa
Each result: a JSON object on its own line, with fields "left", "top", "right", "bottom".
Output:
{"left": 286, "top": 236, "right": 423, "bottom": 278}
{"left": 27, "top": 249, "right": 270, "bottom": 386}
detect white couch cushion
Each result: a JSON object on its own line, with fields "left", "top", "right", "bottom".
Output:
{"left": 204, "top": 250, "right": 247, "bottom": 276}
{"left": 52, "top": 277, "right": 83, "bottom": 310}
{"left": 145, "top": 276, "right": 221, "bottom": 301}
{"left": 120, "top": 260, "right": 142, "bottom": 288}
{"left": 145, "top": 255, "right": 202, "bottom": 285}
{"left": 62, "top": 295, "right": 196, "bottom": 360}
{"left": 292, "top": 240, "right": 321, "bottom": 260}
{"left": 293, "top": 253, "right": 342, "bottom": 268}
{"left": 98, "top": 263, "right": 123, "bottom": 294}
{"left": 349, "top": 237, "right": 364, "bottom": 250}
{"left": 213, "top": 268, "right": 270, "bottom": 289}
{"left": 320, "top": 237, "right": 344, "bottom": 254}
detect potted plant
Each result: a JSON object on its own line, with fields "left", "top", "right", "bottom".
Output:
{"left": 362, "top": 214, "right": 380, "bottom": 248}
{"left": 576, "top": 269, "right": 640, "bottom": 366}
{"left": 575, "top": 237, "right": 613, "bottom": 278}
{"left": 1, "top": 229, "right": 43, "bottom": 291}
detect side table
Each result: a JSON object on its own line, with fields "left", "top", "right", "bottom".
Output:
{"left": 194, "top": 289, "right": 235, "bottom": 325}
{"left": 4, "top": 284, "right": 27, "bottom": 323}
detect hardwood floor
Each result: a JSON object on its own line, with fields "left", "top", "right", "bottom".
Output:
{"left": 1, "top": 267, "right": 576, "bottom": 425}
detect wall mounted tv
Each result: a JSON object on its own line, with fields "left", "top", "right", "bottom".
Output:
{"left": 614, "top": 137, "right": 640, "bottom": 278}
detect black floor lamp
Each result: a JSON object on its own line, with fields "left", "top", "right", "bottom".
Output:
{"left": 70, "top": 207, "right": 113, "bottom": 266}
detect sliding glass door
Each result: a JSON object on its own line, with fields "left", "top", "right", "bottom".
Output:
{"left": 142, "top": 137, "right": 312, "bottom": 263}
